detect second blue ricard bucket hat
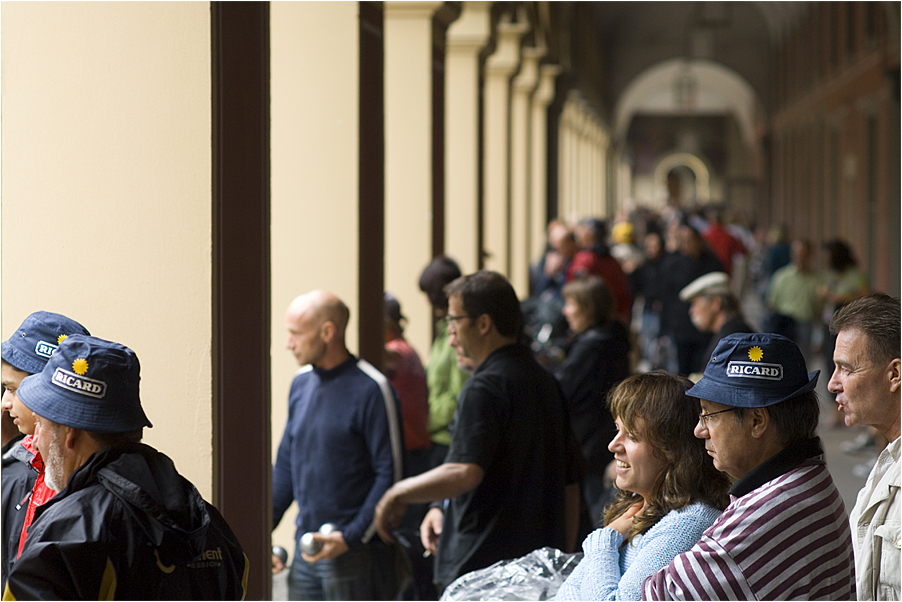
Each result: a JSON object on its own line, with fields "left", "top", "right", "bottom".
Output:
{"left": 1, "top": 311, "right": 90, "bottom": 375}
{"left": 686, "top": 332, "right": 819, "bottom": 408}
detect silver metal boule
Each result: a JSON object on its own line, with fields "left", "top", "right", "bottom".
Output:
{"left": 272, "top": 545, "right": 288, "bottom": 565}
{"left": 300, "top": 532, "right": 322, "bottom": 556}
{"left": 318, "top": 522, "right": 337, "bottom": 535}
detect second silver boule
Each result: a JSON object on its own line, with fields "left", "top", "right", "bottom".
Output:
{"left": 299, "top": 522, "right": 337, "bottom": 556}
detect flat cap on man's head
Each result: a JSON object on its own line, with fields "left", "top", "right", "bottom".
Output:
{"left": 1, "top": 311, "right": 90, "bottom": 375}
{"left": 17, "top": 335, "right": 152, "bottom": 433}
{"left": 679, "top": 272, "right": 732, "bottom": 302}
{"left": 687, "top": 333, "right": 819, "bottom": 408}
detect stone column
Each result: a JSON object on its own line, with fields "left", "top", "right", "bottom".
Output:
{"left": 530, "top": 64, "right": 560, "bottom": 261}
{"left": 483, "top": 13, "right": 528, "bottom": 276}
{"left": 559, "top": 97, "right": 575, "bottom": 221}
{"left": 444, "top": 1, "right": 491, "bottom": 274}
{"left": 384, "top": 0, "right": 443, "bottom": 359}
{"left": 509, "top": 46, "right": 543, "bottom": 296}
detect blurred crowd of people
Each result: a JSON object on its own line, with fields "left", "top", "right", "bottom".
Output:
{"left": 525, "top": 203, "right": 871, "bottom": 390}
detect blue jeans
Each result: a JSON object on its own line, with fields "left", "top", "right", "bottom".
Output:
{"left": 288, "top": 538, "right": 400, "bottom": 601}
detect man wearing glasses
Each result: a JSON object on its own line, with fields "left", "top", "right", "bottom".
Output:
{"left": 373, "top": 270, "right": 581, "bottom": 595}
{"left": 644, "top": 332, "right": 854, "bottom": 600}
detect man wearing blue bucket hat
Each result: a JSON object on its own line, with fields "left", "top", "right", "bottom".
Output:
{"left": 3, "top": 335, "right": 248, "bottom": 600}
{"left": 643, "top": 332, "right": 855, "bottom": 600}
{"left": 1, "top": 311, "right": 89, "bottom": 589}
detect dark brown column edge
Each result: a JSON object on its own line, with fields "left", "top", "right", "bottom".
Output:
{"left": 211, "top": 3, "right": 272, "bottom": 599}
{"left": 358, "top": 2, "right": 386, "bottom": 370}
{"left": 430, "top": 3, "right": 461, "bottom": 259}
{"left": 431, "top": 17, "right": 447, "bottom": 259}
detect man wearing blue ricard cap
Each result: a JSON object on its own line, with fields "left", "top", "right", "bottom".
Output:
{"left": 1, "top": 311, "right": 90, "bottom": 590}
{"left": 643, "top": 332, "right": 855, "bottom": 600}
{"left": 3, "top": 335, "right": 249, "bottom": 601}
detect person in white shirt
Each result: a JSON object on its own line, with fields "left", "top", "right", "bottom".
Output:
{"left": 828, "top": 293, "right": 900, "bottom": 601}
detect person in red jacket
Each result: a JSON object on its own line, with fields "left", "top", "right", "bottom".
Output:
{"left": 568, "top": 218, "right": 633, "bottom": 324}
{"left": 701, "top": 205, "right": 746, "bottom": 277}
{"left": 382, "top": 292, "right": 436, "bottom": 600}
{"left": 0, "top": 312, "right": 90, "bottom": 566}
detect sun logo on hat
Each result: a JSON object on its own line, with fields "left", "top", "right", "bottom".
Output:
{"left": 748, "top": 346, "right": 764, "bottom": 362}
{"left": 58, "top": 334, "right": 68, "bottom": 345}
{"left": 72, "top": 358, "right": 89, "bottom": 375}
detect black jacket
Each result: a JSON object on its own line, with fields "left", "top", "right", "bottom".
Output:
{"left": 1, "top": 434, "right": 35, "bottom": 591}
{"left": 5, "top": 443, "right": 247, "bottom": 601}
{"left": 554, "top": 321, "right": 630, "bottom": 475}
{"left": 661, "top": 251, "right": 724, "bottom": 341}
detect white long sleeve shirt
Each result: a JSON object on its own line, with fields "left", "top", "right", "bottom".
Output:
{"left": 850, "top": 436, "right": 901, "bottom": 601}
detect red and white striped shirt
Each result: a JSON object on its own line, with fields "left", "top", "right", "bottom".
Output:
{"left": 643, "top": 451, "right": 855, "bottom": 600}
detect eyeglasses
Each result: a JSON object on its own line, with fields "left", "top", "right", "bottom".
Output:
{"left": 444, "top": 314, "right": 472, "bottom": 326}
{"left": 698, "top": 407, "right": 737, "bottom": 427}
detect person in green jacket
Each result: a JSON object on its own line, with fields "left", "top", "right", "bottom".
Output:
{"left": 418, "top": 256, "right": 471, "bottom": 467}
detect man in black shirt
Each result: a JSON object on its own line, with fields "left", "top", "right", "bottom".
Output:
{"left": 373, "top": 270, "right": 581, "bottom": 594}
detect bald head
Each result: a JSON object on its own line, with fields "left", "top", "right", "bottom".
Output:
{"left": 289, "top": 291, "right": 350, "bottom": 335}
{"left": 285, "top": 290, "right": 351, "bottom": 369}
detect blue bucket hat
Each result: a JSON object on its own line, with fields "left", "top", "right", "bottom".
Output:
{"left": 686, "top": 333, "right": 819, "bottom": 408}
{"left": 1, "top": 311, "right": 90, "bottom": 375}
{"left": 17, "top": 335, "right": 152, "bottom": 433}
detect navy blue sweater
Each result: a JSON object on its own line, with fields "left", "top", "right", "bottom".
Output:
{"left": 272, "top": 356, "right": 404, "bottom": 547}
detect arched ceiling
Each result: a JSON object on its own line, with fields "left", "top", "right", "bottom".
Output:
{"left": 613, "top": 58, "right": 762, "bottom": 148}
{"left": 589, "top": 1, "right": 809, "bottom": 121}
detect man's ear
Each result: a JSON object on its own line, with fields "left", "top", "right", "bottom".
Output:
{"left": 474, "top": 313, "right": 493, "bottom": 336}
{"left": 320, "top": 320, "right": 336, "bottom": 345}
{"left": 749, "top": 407, "right": 770, "bottom": 439}
{"left": 888, "top": 358, "right": 901, "bottom": 394}
{"left": 64, "top": 426, "right": 79, "bottom": 450}
{"left": 711, "top": 296, "right": 723, "bottom": 313}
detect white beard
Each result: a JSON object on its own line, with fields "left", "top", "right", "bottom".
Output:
{"left": 43, "top": 426, "right": 67, "bottom": 492}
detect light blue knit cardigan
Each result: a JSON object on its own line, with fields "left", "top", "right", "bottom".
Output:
{"left": 555, "top": 502, "right": 722, "bottom": 601}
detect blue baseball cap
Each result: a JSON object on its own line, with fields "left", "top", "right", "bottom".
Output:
{"left": 2, "top": 312, "right": 90, "bottom": 375}
{"left": 18, "top": 335, "right": 152, "bottom": 433}
{"left": 686, "top": 333, "right": 819, "bottom": 408}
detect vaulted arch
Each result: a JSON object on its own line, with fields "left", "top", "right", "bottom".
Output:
{"left": 613, "top": 58, "right": 764, "bottom": 149}
{"left": 653, "top": 152, "right": 711, "bottom": 205}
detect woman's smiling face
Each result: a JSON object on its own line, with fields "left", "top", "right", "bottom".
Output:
{"left": 608, "top": 416, "right": 667, "bottom": 502}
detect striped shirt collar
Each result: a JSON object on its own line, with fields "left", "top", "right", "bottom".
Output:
{"left": 730, "top": 437, "right": 824, "bottom": 498}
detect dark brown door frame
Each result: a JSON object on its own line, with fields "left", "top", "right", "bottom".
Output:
{"left": 358, "top": 2, "right": 386, "bottom": 371}
{"left": 211, "top": 3, "right": 272, "bottom": 600}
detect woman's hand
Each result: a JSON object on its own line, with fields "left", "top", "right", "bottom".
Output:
{"left": 607, "top": 501, "right": 644, "bottom": 537}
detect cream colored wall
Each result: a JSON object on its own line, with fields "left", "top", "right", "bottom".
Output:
{"left": 1, "top": 2, "right": 213, "bottom": 493}
{"left": 270, "top": 1, "right": 362, "bottom": 554}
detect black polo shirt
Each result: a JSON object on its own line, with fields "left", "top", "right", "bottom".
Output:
{"left": 435, "top": 343, "right": 581, "bottom": 589}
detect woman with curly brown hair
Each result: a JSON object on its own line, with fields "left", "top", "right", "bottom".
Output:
{"left": 556, "top": 371, "right": 731, "bottom": 601}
